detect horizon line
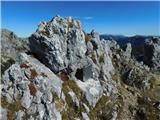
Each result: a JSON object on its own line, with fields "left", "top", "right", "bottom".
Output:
{"left": 1, "top": 27, "right": 159, "bottom": 38}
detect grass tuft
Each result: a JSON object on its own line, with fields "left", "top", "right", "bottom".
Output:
{"left": 1, "top": 96, "right": 24, "bottom": 120}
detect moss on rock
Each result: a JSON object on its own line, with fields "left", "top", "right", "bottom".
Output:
{"left": 99, "top": 53, "right": 105, "bottom": 63}
{"left": 62, "top": 80, "right": 81, "bottom": 100}
{"left": 89, "top": 95, "right": 110, "bottom": 120}
{"left": 52, "top": 92, "right": 64, "bottom": 112}
{"left": 1, "top": 97, "right": 24, "bottom": 120}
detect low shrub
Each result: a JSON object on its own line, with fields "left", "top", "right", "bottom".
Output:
{"left": 1, "top": 97, "right": 24, "bottom": 120}
{"left": 30, "top": 69, "right": 38, "bottom": 79}
{"left": 28, "top": 83, "right": 37, "bottom": 96}
{"left": 20, "top": 63, "right": 31, "bottom": 68}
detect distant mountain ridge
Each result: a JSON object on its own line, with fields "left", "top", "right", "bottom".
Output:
{"left": 100, "top": 34, "right": 155, "bottom": 47}
{"left": 100, "top": 34, "right": 160, "bottom": 66}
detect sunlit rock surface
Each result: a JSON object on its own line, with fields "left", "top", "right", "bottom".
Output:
{"left": 1, "top": 16, "right": 160, "bottom": 120}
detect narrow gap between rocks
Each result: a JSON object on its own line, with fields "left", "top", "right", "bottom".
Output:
{"left": 75, "top": 68, "right": 83, "bottom": 81}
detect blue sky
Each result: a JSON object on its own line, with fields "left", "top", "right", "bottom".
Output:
{"left": 1, "top": 1, "right": 160, "bottom": 37}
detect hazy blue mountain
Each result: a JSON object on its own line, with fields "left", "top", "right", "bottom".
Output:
{"left": 100, "top": 34, "right": 153, "bottom": 47}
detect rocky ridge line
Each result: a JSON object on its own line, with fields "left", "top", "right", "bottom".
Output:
{"left": 1, "top": 16, "right": 160, "bottom": 120}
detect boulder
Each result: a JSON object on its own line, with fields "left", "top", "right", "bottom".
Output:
{"left": 29, "top": 16, "right": 87, "bottom": 73}
{"left": 1, "top": 53, "right": 63, "bottom": 119}
{"left": 76, "top": 78, "right": 103, "bottom": 107}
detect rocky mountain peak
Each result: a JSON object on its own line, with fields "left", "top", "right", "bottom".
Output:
{"left": 29, "top": 16, "right": 87, "bottom": 73}
{"left": 36, "top": 16, "right": 82, "bottom": 37}
{"left": 1, "top": 16, "right": 160, "bottom": 120}
{"left": 1, "top": 29, "right": 29, "bottom": 74}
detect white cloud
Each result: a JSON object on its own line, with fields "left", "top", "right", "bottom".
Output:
{"left": 84, "top": 17, "right": 93, "bottom": 20}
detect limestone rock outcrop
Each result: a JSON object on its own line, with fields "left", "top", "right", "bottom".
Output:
{"left": 144, "top": 37, "right": 160, "bottom": 69}
{"left": 1, "top": 16, "right": 160, "bottom": 120}
{"left": 1, "top": 29, "right": 29, "bottom": 74}
{"left": 29, "top": 16, "right": 87, "bottom": 73}
{"left": 1, "top": 53, "right": 63, "bottom": 119}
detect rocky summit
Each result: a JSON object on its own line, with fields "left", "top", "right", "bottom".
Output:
{"left": 1, "top": 16, "right": 160, "bottom": 120}
{"left": 1, "top": 29, "right": 29, "bottom": 74}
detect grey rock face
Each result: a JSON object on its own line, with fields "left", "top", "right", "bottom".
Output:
{"left": 27, "top": 16, "right": 118, "bottom": 119}
{"left": 29, "top": 16, "right": 87, "bottom": 73}
{"left": 0, "top": 108, "right": 8, "bottom": 120}
{"left": 1, "top": 29, "right": 29, "bottom": 57}
{"left": 1, "top": 53, "right": 63, "bottom": 119}
{"left": 123, "top": 64, "right": 152, "bottom": 90}
{"left": 1, "top": 29, "right": 29, "bottom": 74}
{"left": 144, "top": 37, "right": 160, "bottom": 69}
{"left": 3, "top": 16, "right": 159, "bottom": 120}
{"left": 28, "top": 17, "right": 117, "bottom": 111}
{"left": 123, "top": 43, "right": 132, "bottom": 61}
{"left": 76, "top": 78, "right": 103, "bottom": 107}
{"left": 20, "top": 90, "right": 32, "bottom": 109}
{"left": 15, "top": 110, "right": 25, "bottom": 120}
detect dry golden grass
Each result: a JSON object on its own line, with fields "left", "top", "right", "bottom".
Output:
{"left": 68, "top": 21, "right": 74, "bottom": 28}
{"left": 85, "top": 34, "right": 92, "bottom": 42}
{"left": 1, "top": 96, "right": 24, "bottom": 120}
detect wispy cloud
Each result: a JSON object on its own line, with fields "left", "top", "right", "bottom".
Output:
{"left": 84, "top": 17, "right": 93, "bottom": 20}
{"left": 73, "top": 16, "right": 93, "bottom": 20}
